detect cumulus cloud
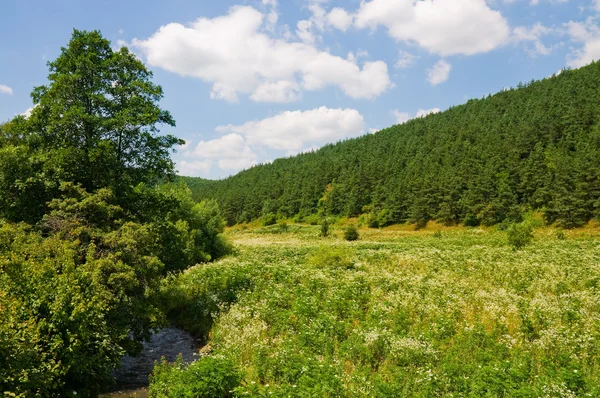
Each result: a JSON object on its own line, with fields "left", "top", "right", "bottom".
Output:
{"left": 392, "top": 109, "right": 411, "bottom": 124}
{"left": 178, "top": 107, "right": 365, "bottom": 177}
{"left": 177, "top": 160, "right": 213, "bottom": 177}
{"left": 393, "top": 107, "right": 441, "bottom": 124}
{"left": 216, "top": 106, "right": 365, "bottom": 152}
{"left": 189, "top": 133, "right": 258, "bottom": 171}
{"left": 566, "top": 19, "right": 600, "bottom": 68}
{"left": 427, "top": 60, "right": 451, "bottom": 85}
{"left": 512, "top": 23, "right": 555, "bottom": 56}
{"left": 132, "top": 6, "right": 391, "bottom": 103}
{"left": 353, "top": 0, "right": 510, "bottom": 57}
{"left": 295, "top": 4, "right": 353, "bottom": 45}
{"left": 395, "top": 50, "right": 418, "bottom": 68}
{"left": 327, "top": 7, "right": 354, "bottom": 31}
{"left": 0, "top": 85, "right": 13, "bottom": 95}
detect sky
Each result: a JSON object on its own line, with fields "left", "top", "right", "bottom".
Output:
{"left": 1, "top": 0, "right": 599, "bottom": 179}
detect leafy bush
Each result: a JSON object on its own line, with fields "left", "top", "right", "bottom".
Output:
{"left": 320, "top": 218, "right": 330, "bottom": 237}
{"left": 149, "top": 355, "right": 240, "bottom": 398}
{"left": 367, "top": 213, "right": 380, "bottom": 228}
{"left": 0, "top": 193, "right": 165, "bottom": 395}
{"left": 507, "top": 221, "right": 534, "bottom": 250}
{"left": 277, "top": 221, "right": 289, "bottom": 233}
{"left": 304, "top": 214, "right": 320, "bottom": 225}
{"left": 262, "top": 213, "right": 277, "bottom": 226}
{"left": 344, "top": 225, "right": 359, "bottom": 241}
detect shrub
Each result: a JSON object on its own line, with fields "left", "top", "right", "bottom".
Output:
{"left": 507, "top": 222, "right": 534, "bottom": 250}
{"left": 320, "top": 219, "right": 330, "bottom": 237}
{"left": 367, "top": 213, "right": 380, "bottom": 228}
{"left": 377, "top": 209, "right": 395, "bottom": 227}
{"left": 262, "top": 213, "right": 277, "bottom": 226}
{"left": 277, "top": 221, "right": 289, "bottom": 233}
{"left": 344, "top": 225, "right": 359, "bottom": 241}
{"left": 149, "top": 355, "right": 241, "bottom": 398}
{"left": 304, "top": 214, "right": 320, "bottom": 225}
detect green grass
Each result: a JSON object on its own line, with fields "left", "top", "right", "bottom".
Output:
{"left": 153, "top": 225, "right": 600, "bottom": 397}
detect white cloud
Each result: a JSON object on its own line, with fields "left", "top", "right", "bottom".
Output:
{"left": 177, "top": 160, "right": 213, "bottom": 177}
{"left": 395, "top": 50, "right": 418, "bottom": 68}
{"left": 427, "top": 60, "right": 452, "bottom": 85}
{"left": 327, "top": 7, "right": 354, "bottom": 31}
{"left": 393, "top": 107, "right": 441, "bottom": 124}
{"left": 416, "top": 108, "right": 441, "bottom": 118}
{"left": 0, "top": 85, "right": 13, "bottom": 95}
{"left": 527, "top": 0, "right": 569, "bottom": 5}
{"left": 512, "top": 23, "right": 554, "bottom": 56}
{"left": 188, "top": 133, "right": 258, "bottom": 172}
{"left": 216, "top": 106, "right": 365, "bottom": 151}
{"left": 295, "top": 4, "right": 353, "bottom": 44}
{"left": 566, "top": 19, "right": 600, "bottom": 68}
{"left": 354, "top": 0, "right": 510, "bottom": 56}
{"left": 392, "top": 109, "right": 411, "bottom": 124}
{"left": 250, "top": 80, "right": 302, "bottom": 103}
{"left": 132, "top": 6, "right": 391, "bottom": 102}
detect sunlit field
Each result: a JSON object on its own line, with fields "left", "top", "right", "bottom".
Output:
{"left": 151, "top": 223, "right": 600, "bottom": 397}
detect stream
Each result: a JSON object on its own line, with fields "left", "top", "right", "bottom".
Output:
{"left": 101, "top": 327, "right": 200, "bottom": 397}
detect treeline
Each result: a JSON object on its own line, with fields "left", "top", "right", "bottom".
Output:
{"left": 0, "top": 31, "right": 229, "bottom": 395}
{"left": 187, "top": 64, "right": 600, "bottom": 229}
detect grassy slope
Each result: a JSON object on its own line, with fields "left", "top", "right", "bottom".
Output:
{"left": 155, "top": 224, "right": 600, "bottom": 397}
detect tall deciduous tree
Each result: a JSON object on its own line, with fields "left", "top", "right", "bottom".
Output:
{"left": 29, "top": 29, "right": 181, "bottom": 193}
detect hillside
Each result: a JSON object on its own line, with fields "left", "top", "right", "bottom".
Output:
{"left": 186, "top": 63, "right": 600, "bottom": 229}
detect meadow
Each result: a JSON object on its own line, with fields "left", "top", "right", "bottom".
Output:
{"left": 149, "top": 221, "right": 600, "bottom": 397}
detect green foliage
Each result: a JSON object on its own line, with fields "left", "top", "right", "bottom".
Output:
{"left": 277, "top": 221, "right": 289, "bottom": 233}
{"left": 149, "top": 355, "right": 240, "bottom": 398}
{"left": 0, "top": 191, "right": 165, "bottom": 395}
{"left": 304, "top": 214, "right": 320, "bottom": 225}
{"left": 0, "top": 30, "right": 183, "bottom": 225}
{"left": 153, "top": 228, "right": 600, "bottom": 397}
{"left": 28, "top": 29, "right": 181, "bottom": 194}
{"left": 507, "top": 221, "right": 534, "bottom": 250}
{"left": 186, "top": 63, "right": 600, "bottom": 230}
{"left": 0, "top": 30, "right": 231, "bottom": 396}
{"left": 344, "top": 224, "right": 359, "bottom": 241}
{"left": 262, "top": 213, "right": 277, "bottom": 226}
{"left": 320, "top": 218, "right": 330, "bottom": 237}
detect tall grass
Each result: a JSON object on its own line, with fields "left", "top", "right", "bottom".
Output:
{"left": 152, "top": 225, "right": 600, "bottom": 397}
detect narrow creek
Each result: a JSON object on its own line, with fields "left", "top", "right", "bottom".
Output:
{"left": 101, "top": 327, "right": 201, "bottom": 397}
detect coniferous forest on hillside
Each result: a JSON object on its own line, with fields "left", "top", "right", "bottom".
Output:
{"left": 4, "top": 29, "right": 600, "bottom": 398}
{"left": 185, "top": 64, "right": 600, "bottom": 230}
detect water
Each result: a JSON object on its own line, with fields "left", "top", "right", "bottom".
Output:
{"left": 101, "top": 327, "right": 200, "bottom": 397}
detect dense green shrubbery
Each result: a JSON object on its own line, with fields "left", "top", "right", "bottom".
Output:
{"left": 0, "top": 182, "right": 231, "bottom": 395}
{"left": 262, "top": 212, "right": 277, "bottom": 226}
{"left": 507, "top": 221, "right": 534, "bottom": 250}
{"left": 344, "top": 224, "right": 359, "bottom": 241}
{"left": 149, "top": 355, "right": 240, "bottom": 398}
{"left": 0, "top": 30, "right": 231, "bottom": 396}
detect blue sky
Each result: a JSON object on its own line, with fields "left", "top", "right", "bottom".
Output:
{"left": 1, "top": 0, "right": 599, "bottom": 178}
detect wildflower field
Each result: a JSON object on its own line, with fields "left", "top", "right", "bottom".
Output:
{"left": 152, "top": 224, "right": 600, "bottom": 397}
